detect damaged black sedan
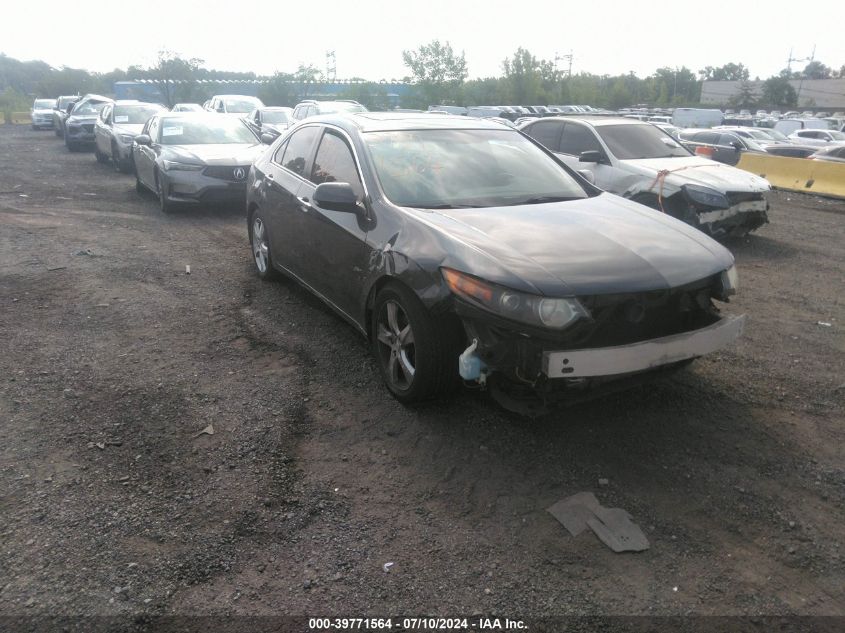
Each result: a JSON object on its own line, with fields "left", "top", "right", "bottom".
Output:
{"left": 246, "top": 113, "right": 745, "bottom": 409}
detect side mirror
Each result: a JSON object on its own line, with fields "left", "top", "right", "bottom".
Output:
{"left": 579, "top": 150, "right": 603, "bottom": 163}
{"left": 577, "top": 169, "right": 596, "bottom": 184}
{"left": 313, "top": 182, "right": 359, "bottom": 213}
{"left": 260, "top": 132, "right": 275, "bottom": 145}
{"left": 134, "top": 134, "right": 151, "bottom": 146}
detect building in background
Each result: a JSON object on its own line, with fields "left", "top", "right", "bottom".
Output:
{"left": 701, "top": 79, "right": 845, "bottom": 110}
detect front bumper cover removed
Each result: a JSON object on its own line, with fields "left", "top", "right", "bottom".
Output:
{"left": 541, "top": 314, "right": 745, "bottom": 378}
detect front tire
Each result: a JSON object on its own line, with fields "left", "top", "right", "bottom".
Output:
{"left": 249, "top": 212, "right": 279, "bottom": 280}
{"left": 371, "top": 283, "right": 461, "bottom": 404}
{"left": 95, "top": 147, "right": 109, "bottom": 163}
{"left": 157, "top": 172, "right": 175, "bottom": 214}
{"left": 112, "top": 143, "right": 131, "bottom": 173}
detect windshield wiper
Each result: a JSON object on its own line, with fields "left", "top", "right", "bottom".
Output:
{"left": 512, "top": 195, "right": 581, "bottom": 205}
{"left": 417, "top": 203, "right": 484, "bottom": 209}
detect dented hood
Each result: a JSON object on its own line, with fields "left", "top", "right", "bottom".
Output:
{"left": 621, "top": 156, "right": 770, "bottom": 193}
{"left": 413, "top": 192, "right": 734, "bottom": 297}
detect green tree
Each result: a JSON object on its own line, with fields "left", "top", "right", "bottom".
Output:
{"left": 258, "top": 72, "right": 296, "bottom": 106}
{"left": 338, "top": 82, "right": 390, "bottom": 110}
{"left": 293, "top": 64, "right": 323, "bottom": 100}
{"left": 502, "top": 48, "right": 544, "bottom": 104}
{"left": 149, "top": 50, "right": 204, "bottom": 106}
{"left": 461, "top": 77, "right": 506, "bottom": 107}
{"left": 699, "top": 63, "right": 750, "bottom": 81}
{"left": 728, "top": 80, "right": 757, "bottom": 108}
{"left": 802, "top": 61, "right": 831, "bottom": 79}
{"left": 401, "top": 40, "right": 468, "bottom": 107}
{"left": 760, "top": 76, "right": 797, "bottom": 108}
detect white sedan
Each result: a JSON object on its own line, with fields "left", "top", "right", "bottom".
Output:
{"left": 520, "top": 116, "right": 772, "bottom": 239}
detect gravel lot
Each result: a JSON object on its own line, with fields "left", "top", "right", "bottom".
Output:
{"left": 0, "top": 123, "right": 843, "bottom": 626}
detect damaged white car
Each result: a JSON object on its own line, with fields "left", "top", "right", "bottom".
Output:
{"left": 520, "top": 117, "right": 771, "bottom": 239}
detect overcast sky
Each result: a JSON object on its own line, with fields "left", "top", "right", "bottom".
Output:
{"left": 3, "top": 0, "right": 843, "bottom": 81}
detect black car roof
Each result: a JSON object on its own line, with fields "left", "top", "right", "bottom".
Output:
{"left": 309, "top": 112, "right": 516, "bottom": 133}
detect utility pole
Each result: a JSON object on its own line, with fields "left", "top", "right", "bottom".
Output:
{"left": 326, "top": 51, "right": 337, "bottom": 83}
{"left": 793, "top": 45, "right": 815, "bottom": 106}
{"left": 555, "top": 50, "right": 574, "bottom": 78}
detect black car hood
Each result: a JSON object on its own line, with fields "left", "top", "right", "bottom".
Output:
{"left": 161, "top": 143, "right": 264, "bottom": 166}
{"left": 411, "top": 193, "right": 733, "bottom": 297}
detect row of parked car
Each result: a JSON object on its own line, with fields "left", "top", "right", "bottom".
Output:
{"left": 671, "top": 124, "right": 845, "bottom": 165}
{"left": 29, "top": 92, "right": 766, "bottom": 412}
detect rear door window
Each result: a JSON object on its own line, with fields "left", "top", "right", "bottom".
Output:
{"left": 526, "top": 121, "right": 564, "bottom": 152}
{"left": 279, "top": 126, "right": 320, "bottom": 178}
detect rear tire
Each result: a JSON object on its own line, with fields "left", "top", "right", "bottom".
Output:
{"left": 371, "top": 282, "right": 462, "bottom": 404}
{"left": 249, "top": 212, "right": 279, "bottom": 280}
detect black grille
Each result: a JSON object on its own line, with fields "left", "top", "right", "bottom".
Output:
{"left": 725, "top": 191, "right": 764, "bottom": 205}
{"left": 82, "top": 124, "right": 94, "bottom": 133}
{"left": 203, "top": 165, "right": 245, "bottom": 181}
{"left": 546, "top": 276, "right": 723, "bottom": 349}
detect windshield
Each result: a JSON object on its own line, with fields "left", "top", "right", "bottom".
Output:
{"left": 224, "top": 98, "right": 261, "bottom": 113}
{"left": 365, "top": 129, "right": 588, "bottom": 209}
{"left": 596, "top": 124, "right": 691, "bottom": 159}
{"left": 762, "top": 129, "right": 788, "bottom": 141}
{"left": 745, "top": 129, "right": 774, "bottom": 141}
{"left": 158, "top": 117, "right": 257, "bottom": 145}
{"left": 319, "top": 102, "right": 367, "bottom": 114}
{"left": 828, "top": 131, "right": 845, "bottom": 140}
{"left": 113, "top": 104, "right": 163, "bottom": 125}
{"left": 173, "top": 104, "right": 203, "bottom": 112}
{"left": 263, "top": 110, "right": 291, "bottom": 124}
{"left": 34, "top": 99, "right": 55, "bottom": 109}
{"left": 57, "top": 97, "right": 77, "bottom": 109}
{"left": 71, "top": 101, "right": 108, "bottom": 116}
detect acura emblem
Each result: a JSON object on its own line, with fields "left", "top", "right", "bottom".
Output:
{"left": 233, "top": 167, "right": 246, "bottom": 180}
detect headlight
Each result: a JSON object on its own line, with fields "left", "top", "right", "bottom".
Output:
{"left": 682, "top": 184, "right": 730, "bottom": 209}
{"left": 119, "top": 134, "right": 135, "bottom": 144}
{"left": 720, "top": 264, "right": 739, "bottom": 297}
{"left": 442, "top": 268, "right": 589, "bottom": 330}
{"left": 162, "top": 160, "right": 203, "bottom": 172}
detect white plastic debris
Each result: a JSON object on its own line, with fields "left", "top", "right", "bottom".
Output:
{"left": 817, "top": 321, "right": 831, "bottom": 327}
{"left": 185, "top": 265, "right": 191, "bottom": 275}
{"left": 382, "top": 562, "right": 394, "bottom": 572}
{"left": 195, "top": 424, "right": 214, "bottom": 437}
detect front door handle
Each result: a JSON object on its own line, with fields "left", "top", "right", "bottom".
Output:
{"left": 297, "top": 196, "right": 312, "bottom": 212}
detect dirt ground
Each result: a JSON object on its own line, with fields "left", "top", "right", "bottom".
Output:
{"left": 0, "top": 123, "right": 843, "bottom": 626}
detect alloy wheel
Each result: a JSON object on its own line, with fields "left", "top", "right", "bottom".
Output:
{"left": 252, "top": 217, "right": 269, "bottom": 273}
{"left": 375, "top": 300, "right": 416, "bottom": 391}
